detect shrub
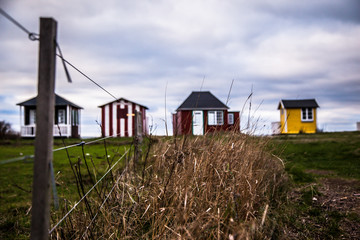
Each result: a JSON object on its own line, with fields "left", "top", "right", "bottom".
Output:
{"left": 0, "top": 120, "right": 19, "bottom": 140}
{"left": 53, "top": 133, "right": 288, "bottom": 239}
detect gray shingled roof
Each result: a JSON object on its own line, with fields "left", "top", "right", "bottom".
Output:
{"left": 176, "top": 91, "right": 229, "bottom": 111}
{"left": 278, "top": 99, "right": 319, "bottom": 109}
{"left": 17, "top": 94, "right": 83, "bottom": 109}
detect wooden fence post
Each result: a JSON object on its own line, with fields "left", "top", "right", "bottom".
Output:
{"left": 30, "top": 17, "right": 57, "bottom": 240}
{"left": 133, "top": 110, "right": 139, "bottom": 171}
{"left": 133, "top": 110, "right": 143, "bottom": 171}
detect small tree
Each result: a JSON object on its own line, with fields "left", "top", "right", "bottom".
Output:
{"left": 0, "top": 120, "right": 18, "bottom": 139}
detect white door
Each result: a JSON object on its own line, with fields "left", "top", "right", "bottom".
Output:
{"left": 192, "top": 111, "right": 203, "bottom": 135}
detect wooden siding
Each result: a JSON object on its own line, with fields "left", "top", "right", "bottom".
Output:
{"left": 101, "top": 100, "right": 147, "bottom": 137}
{"left": 173, "top": 110, "right": 240, "bottom": 135}
{"left": 101, "top": 106, "right": 106, "bottom": 136}
{"left": 226, "top": 112, "right": 240, "bottom": 132}
{"left": 173, "top": 110, "right": 192, "bottom": 135}
{"left": 109, "top": 102, "right": 113, "bottom": 136}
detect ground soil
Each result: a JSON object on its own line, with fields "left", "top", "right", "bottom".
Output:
{"left": 317, "top": 176, "right": 360, "bottom": 239}
{"left": 295, "top": 170, "right": 360, "bottom": 239}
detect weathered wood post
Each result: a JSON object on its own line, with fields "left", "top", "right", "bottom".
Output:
{"left": 133, "top": 110, "right": 139, "bottom": 171}
{"left": 31, "top": 17, "right": 57, "bottom": 240}
{"left": 133, "top": 110, "right": 143, "bottom": 171}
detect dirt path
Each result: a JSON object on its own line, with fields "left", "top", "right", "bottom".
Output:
{"left": 316, "top": 176, "right": 360, "bottom": 239}
{"left": 300, "top": 170, "right": 360, "bottom": 239}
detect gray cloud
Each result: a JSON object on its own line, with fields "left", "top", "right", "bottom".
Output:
{"left": 258, "top": 0, "right": 360, "bottom": 24}
{"left": 1, "top": 0, "right": 359, "bottom": 136}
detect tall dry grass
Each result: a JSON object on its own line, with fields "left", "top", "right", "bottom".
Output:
{"left": 52, "top": 132, "right": 287, "bottom": 239}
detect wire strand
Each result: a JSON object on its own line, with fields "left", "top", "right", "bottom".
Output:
{"left": 84, "top": 134, "right": 119, "bottom": 146}
{"left": 56, "top": 42, "right": 72, "bottom": 83}
{"left": 80, "top": 168, "right": 127, "bottom": 238}
{"left": 52, "top": 141, "right": 85, "bottom": 152}
{"left": 56, "top": 54, "right": 118, "bottom": 102}
{"left": 0, "top": 155, "right": 34, "bottom": 165}
{"left": 53, "top": 132, "right": 123, "bottom": 152}
{"left": 48, "top": 148, "right": 129, "bottom": 234}
{"left": 0, "top": 8, "right": 39, "bottom": 41}
{"left": 1, "top": 133, "right": 126, "bottom": 164}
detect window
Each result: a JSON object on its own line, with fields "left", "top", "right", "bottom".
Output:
{"left": 216, "top": 111, "right": 223, "bottom": 125}
{"left": 301, "top": 108, "right": 313, "bottom": 121}
{"left": 208, "top": 111, "right": 224, "bottom": 125}
{"left": 228, "top": 113, "right": 234, "bottom": 125}
{"left": 72, "top": 109, "right": 79, "bottom": 125}
{"left": 208, "top": 111, "right": 215, "bottom": 125}
{"left": 58, "top": 109, "right": 66, "bottom": 124}
{"left": 29, "top": 109, "right": 36, "bottom": 124}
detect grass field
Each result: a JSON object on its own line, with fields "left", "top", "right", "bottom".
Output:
{"left": 0, "top": 131, "right": 359, "bottom": 239}
{"left": 271, "top": 131, "right": 360, "bottom": 181}
{"left": 0, "top": 137, "right": 131, "bottom": 239}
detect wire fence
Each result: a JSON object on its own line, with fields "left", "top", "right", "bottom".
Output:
{"left": 0, "top": 128, "right": 140, "bottom": 236}
{"left": 49, "top": 148, "right": 129, "bottom": 234}
{"left": 0, "top": 132, "right": 126, "bottom": 165}
{"left": 1, "top": 8, "right": 150, "bottom": 239}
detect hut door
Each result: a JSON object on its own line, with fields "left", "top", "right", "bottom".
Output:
{"left": 192, "top": 111, "right": 203, "bottom": 135}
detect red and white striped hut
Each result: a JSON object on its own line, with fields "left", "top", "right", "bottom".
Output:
{"left": 99, "top": 98, "right": 148, "bottom": 137}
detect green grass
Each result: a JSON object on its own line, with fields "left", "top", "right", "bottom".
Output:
{"left": 271, "top": 131, "right": 360, "bottom": 182}
{"left": 0, "top": 137, "right": 132, "bottom": 239}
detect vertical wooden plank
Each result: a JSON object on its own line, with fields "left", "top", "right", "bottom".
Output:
{"left": 101, "top": 106, "right": 105, "bottom": 137}
{"left": 31, "top": 17, "right": 57, "bottom": 240}
{"left": 116, "top": 105, "right": 120, "bottom": 136}
{"left": 133, "top": 110, "right": 139, "bottom": 171}
{"left": 141, "top": 106, "right": 146, "bottom": 135}
{"left": 109, "top": 102, "right": 113, "bottom": 136}
{"left": 132, "top": 103, "right": 136, "bottom": 136}
{"left": 124, "top": 105, "right": 128, "bottom": 137}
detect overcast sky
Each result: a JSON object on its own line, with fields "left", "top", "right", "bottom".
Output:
{"left": 1, "top": 0, "right": 359, "bottom": 136}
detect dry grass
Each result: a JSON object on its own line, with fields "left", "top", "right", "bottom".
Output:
{"left": 51, "top": 132, "right": 287, "bottom": 239}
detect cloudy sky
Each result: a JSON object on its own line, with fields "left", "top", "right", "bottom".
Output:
{"left": 1, "top": 0, "right": 359, "bottom": 136}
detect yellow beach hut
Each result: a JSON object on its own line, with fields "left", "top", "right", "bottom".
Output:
{"left": 278, "top": 99, "right": 319, "bottom": 134}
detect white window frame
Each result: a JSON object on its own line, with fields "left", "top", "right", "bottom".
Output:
{"left": 208, "top": 111, "right": 224, "bottom": 126}
{"left": 301, "top": 108, "right": 313, "bottom": 122}
{"left": 228, "top": 113, "right": 234, "bottom": 125}
{"left": 58, "top": 109, "right": 66, "bottom": 124}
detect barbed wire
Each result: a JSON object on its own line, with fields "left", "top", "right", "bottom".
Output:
{"left": 48, "top": 148, "right": 129, "bottom": 234}
{"left": 0, "top": 8, "right": 39, "bottom": 41}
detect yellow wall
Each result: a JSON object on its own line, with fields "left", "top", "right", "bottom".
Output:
{"left": 279, "top": 107, "right": 317, "bottom": 134}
